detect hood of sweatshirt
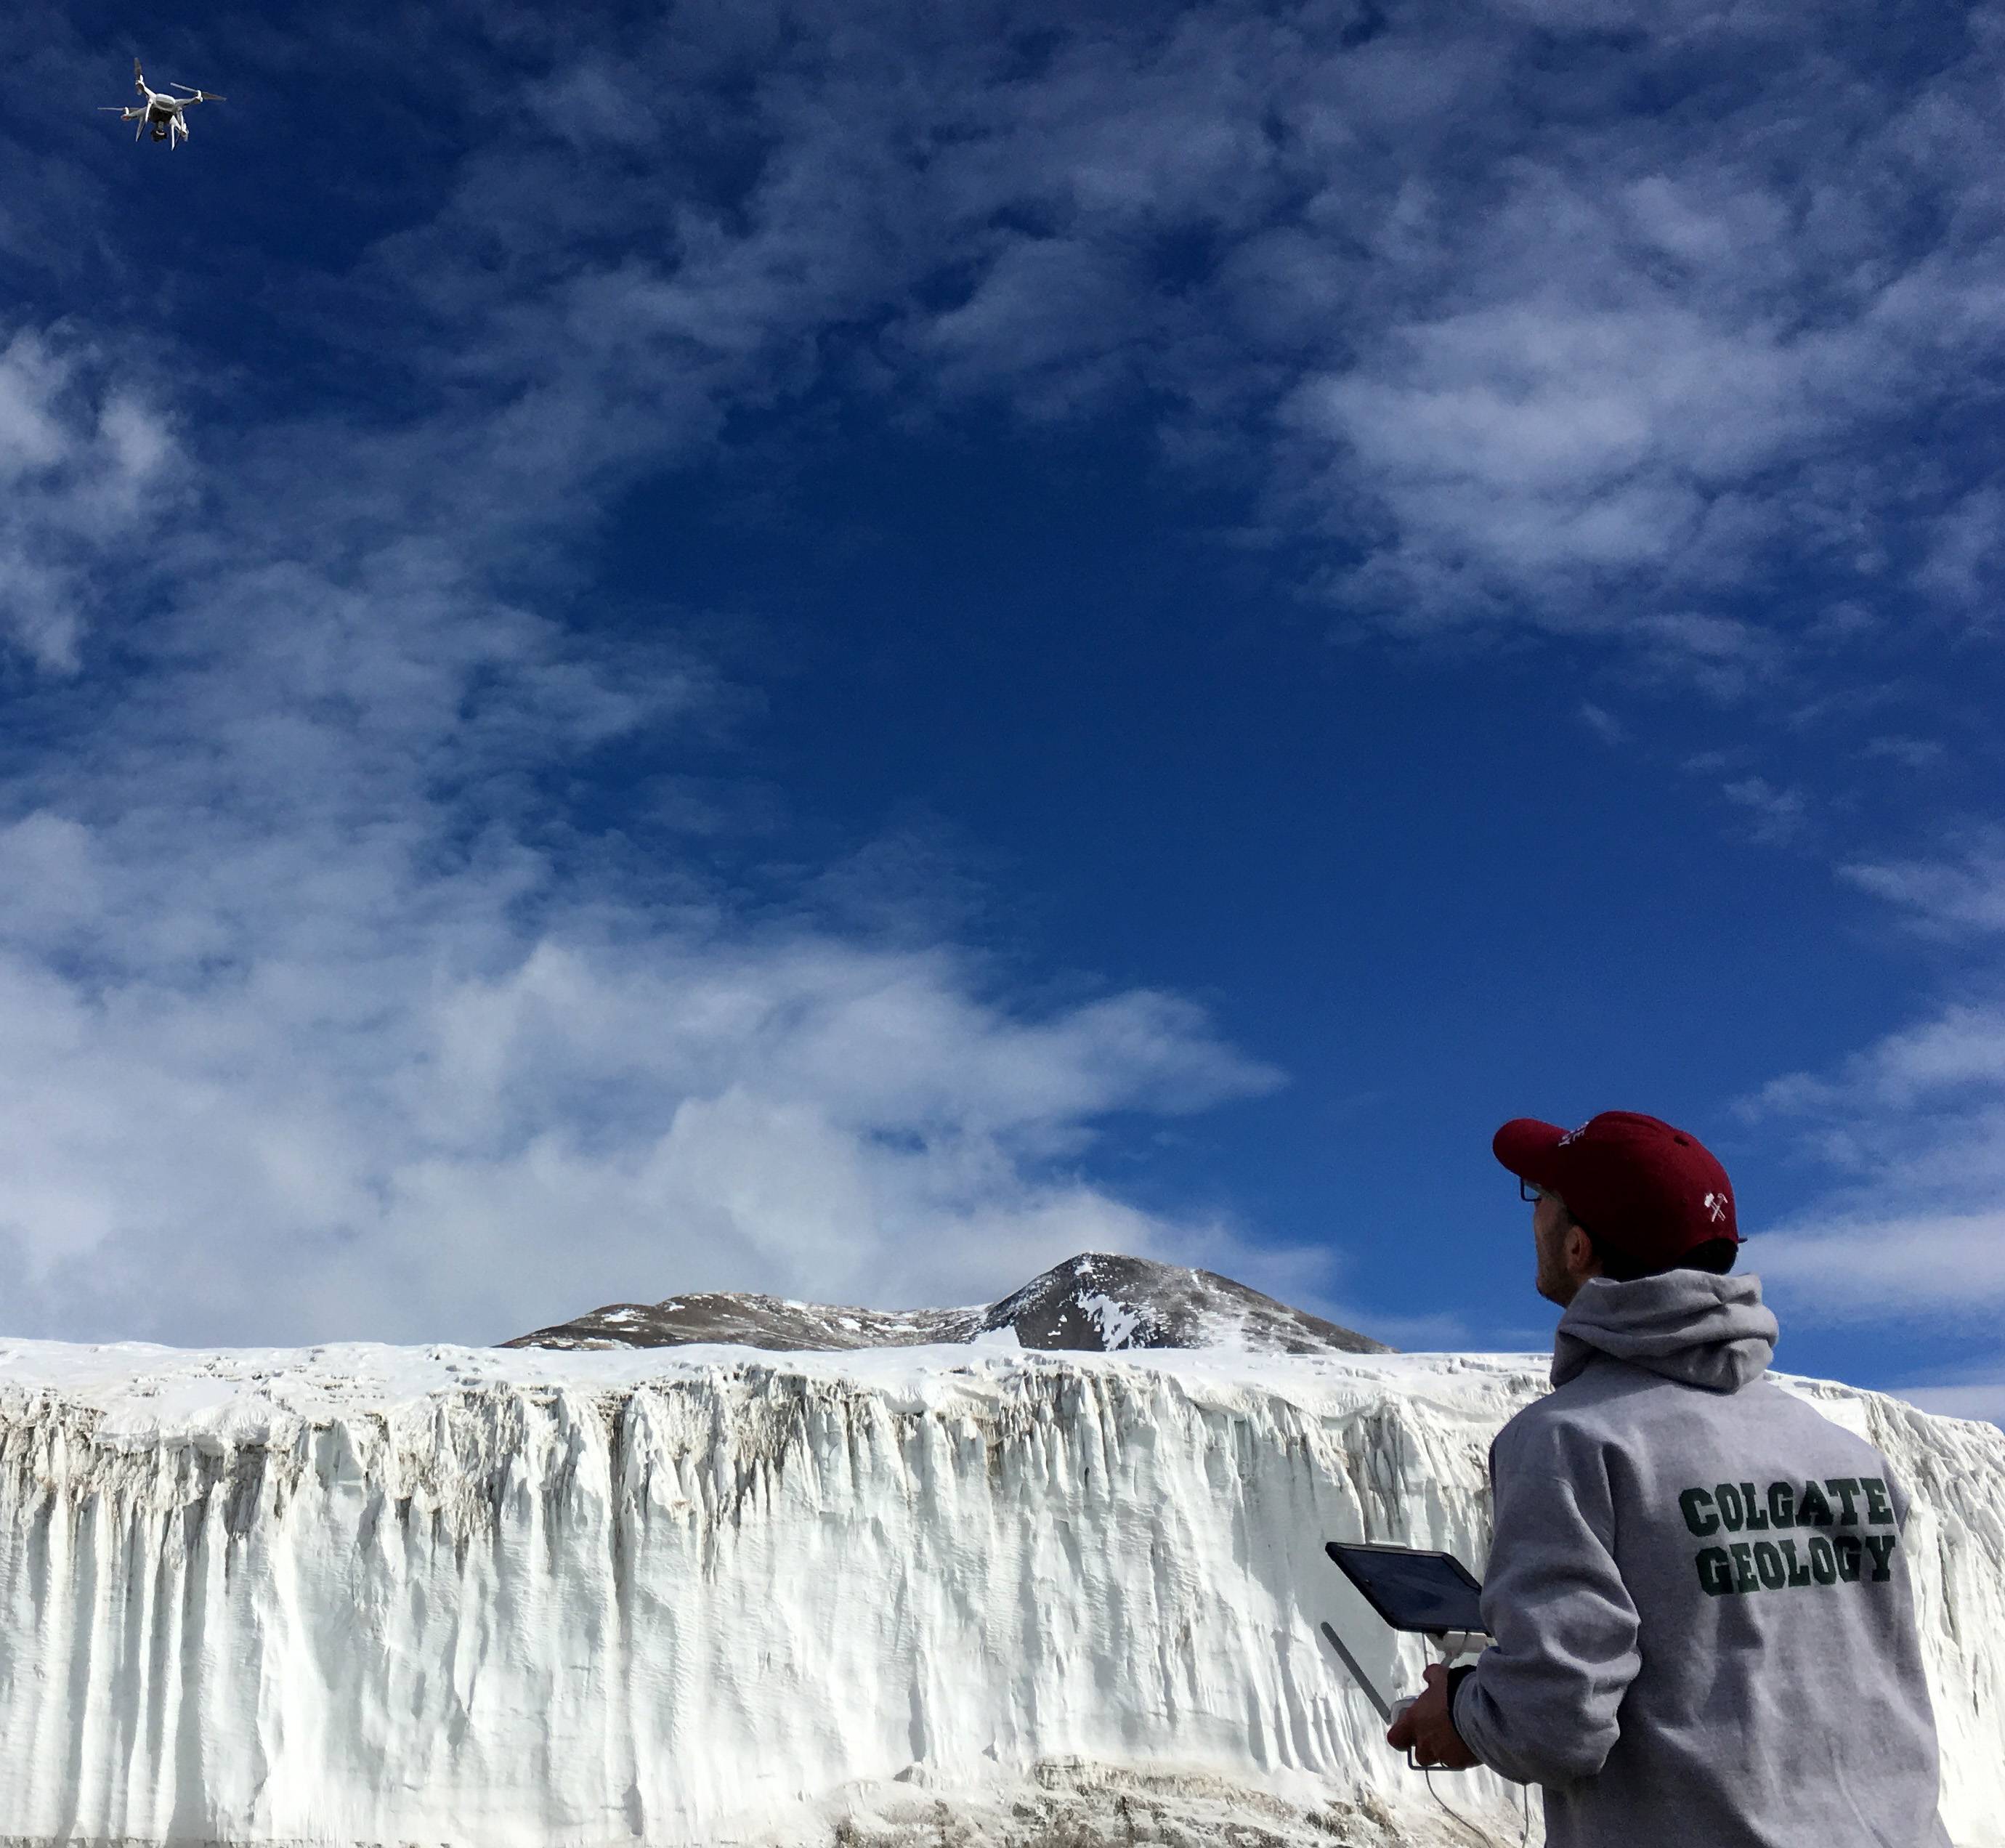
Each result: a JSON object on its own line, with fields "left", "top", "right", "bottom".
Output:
{"left": 1551, "top": 1269, "right": 1778, "bottom": 1392}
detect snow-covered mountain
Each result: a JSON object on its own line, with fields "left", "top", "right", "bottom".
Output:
{"left": 503, "top": 1251, "right": 1392, "bottom": 1356}
{"left": 1, "top": 1334, "right": 1999, "bottom": 1848}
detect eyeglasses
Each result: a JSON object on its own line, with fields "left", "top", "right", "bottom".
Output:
{"left": 1519, "top": 1179, "right": 1548, "bottom": 1202}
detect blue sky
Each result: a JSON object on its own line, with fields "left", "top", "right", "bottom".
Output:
{"left": 4, "top": 0, "right": 2002, "bottom": 1418}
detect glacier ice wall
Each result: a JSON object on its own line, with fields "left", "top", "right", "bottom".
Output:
{"left": 0, "top": 1340, "right": 1999, "bottom": 1848}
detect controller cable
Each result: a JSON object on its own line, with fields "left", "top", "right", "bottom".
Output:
{"left": 1421, "top": 1765, "right": 1531, "bottom": 1847}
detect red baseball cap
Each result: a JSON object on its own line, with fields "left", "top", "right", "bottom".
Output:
{"left": 1493, "top": 1111, "right": 1741, "bottom": 1269}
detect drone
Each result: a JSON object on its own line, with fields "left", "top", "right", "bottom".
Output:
{"left": 101, "top": 59, "right": 224, "bottom": 148}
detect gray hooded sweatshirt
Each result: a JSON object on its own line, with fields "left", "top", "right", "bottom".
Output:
{"left": 1451, "top": 1270, "right": 1949, "bottom": 1848}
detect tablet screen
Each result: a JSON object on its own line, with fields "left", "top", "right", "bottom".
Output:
{"left": 1325, "top": 1541, "right": 1485, "bottom": 1634}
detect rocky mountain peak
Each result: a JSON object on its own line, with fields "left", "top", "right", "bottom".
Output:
{"left": 503, "top": 1250, "right": 1390, "bottom": 1356}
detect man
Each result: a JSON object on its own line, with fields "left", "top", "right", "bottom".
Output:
{"left": 1388, "top": 1110, "right": 1948, "bottom": 1847}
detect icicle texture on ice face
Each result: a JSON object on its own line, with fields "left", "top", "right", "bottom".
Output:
{"left": 0, "top": 1340, "right": 1999, "bottom": 1847}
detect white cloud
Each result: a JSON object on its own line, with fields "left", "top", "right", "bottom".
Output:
{"left": 1743, "top": 995, "right": 2005, "bottom": 1331}
{"left": 1914, "top": 485, "right": 2005, "bottom": 607}
{"left": 1629, "top": 614, "right": 1787, "bottom": 701}
{"left": 0, "top": 328, "right": 174, "bottom": 670}
{"left": 1721, "top": 776, "right": 1810, "bottom": 848}
{"left": 1892, "top": 1379, "right": 2005, "bottom": 1427}
{"left": 8, "top": 0, "right": 2005, "bottom": 1349}
{"left": 1839, "top": 841, "right": 2005, "bottom": 936}
{"left": 0, "top": 629, "right": 1287, "bottom": 1341}
{"left": 1292, "top": 294, "right": 1815, "bottom": 592}
{"left": 1754, "top": 1209, "right": 2005, "bottom": 1322}
{"left": 0, "top": 280, "right": 1286, "bottom": 1347}
{"left": 0, "top": 915, "right": 1279, "bottom": 1345}
{"left": 1857, "top": 1007, "right": 2005, "bottom": 1104}
{"left": 1885, "top": 1318, "right": 2005, "bottom": 1425}
{"left": 1862, "top": 736, "right": 1945, "bottom": 771}
{"left": 1577, "top": 702, "right": 1626, "bottom": 745}
{"left": 189, "top": 0, "right": 2005, "bottom": 691}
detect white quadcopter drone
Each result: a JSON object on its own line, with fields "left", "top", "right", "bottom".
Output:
{"left": 102, "top": 58, "right": 224, "bottom": 148}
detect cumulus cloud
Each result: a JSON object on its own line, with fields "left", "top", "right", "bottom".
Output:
{"left": 0, "top": 302, "right": 1281, "bottom": 1347}
{"left": 0, "top": 917, "right": 1279, "bottom": 1346}
{"left": 1289, "top": 296, "right": 1814, "bottom": 614}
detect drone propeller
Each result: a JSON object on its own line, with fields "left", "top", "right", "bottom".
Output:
{"left": 168, "top": 85, "right": 225, "bottom": 101}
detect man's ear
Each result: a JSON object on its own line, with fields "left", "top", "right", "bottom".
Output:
{"left": 1564, "top": 1222, "right": 1601, "bottom": 1278}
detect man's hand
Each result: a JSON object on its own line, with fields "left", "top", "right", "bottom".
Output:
{"left": 1386, "top": 1663, "right": 1480, "bottom": 1770}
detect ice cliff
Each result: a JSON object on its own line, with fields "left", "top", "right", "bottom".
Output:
{"left": 1, "top": 1339, "right": 1999, "bottom": 1848}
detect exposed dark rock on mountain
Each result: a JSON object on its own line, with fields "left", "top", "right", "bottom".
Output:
{"left": 503, "top": 1251, "right": 1390, "bottom": 1355}
{"left": 505, "top": 1294, "right": 984, "bottom": 1353}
